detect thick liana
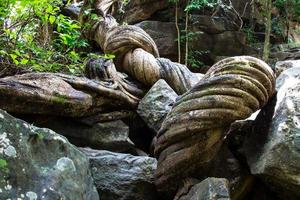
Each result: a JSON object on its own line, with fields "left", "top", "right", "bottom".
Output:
{"left": 154, "top": 56, "right": 276, "bottom": 195}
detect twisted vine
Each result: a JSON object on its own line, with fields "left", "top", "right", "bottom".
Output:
{"left": 85, "top": 57, "right": 145, "bottom": 100}
{"left": 154, "top": 56, "right": 275, "bottom": 194}
{"left": 80, "top": 0, "right": 199, "bottom": 94}
{"left": 80, "top": 0, "right": 276, "bottom": 198}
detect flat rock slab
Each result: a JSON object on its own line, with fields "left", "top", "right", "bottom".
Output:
{"left": 0, "top": 109, "right": 99, "bottom": 200}
{"left": 0, "top": 73, "right": 137, "bottom": 117}
{"left": 81, "top": 148, "right": 158, "bottom": 200}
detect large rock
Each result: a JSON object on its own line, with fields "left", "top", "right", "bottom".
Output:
{"left": 31, "top": 117, "right": 134, "bottom": 152}
{"left": 136, "top": 21, "right": 178, "bottom": 61}
{"left": 136, "top": 20, "right": 248, "bottom": 64}
{"left": 190, "top": 15, "right": 238, "bottom": 34}
{"left": 0, "top": 109, "right": 99, "bottom": 200}
{"left": 275, "top": 60, "right": 300, "bottom": 77}
{"left": 81, "top": 148, "right": 158, "bottom": 200}
{"left": 137, "top": 79, "right": 178, "bottom": 133}
{"left": 177, "top": 178, "right": 230, "bottom": 200}
{"left": 115, "top": 0, "right": 169, "bottom": 24}
{"left": 243, "top": 69, "right": 300, "bottom": 199}
{"left": 276, "top": 66, "right": 300, "bottom": 90}
{"left": 212, "top": 31, "right": 247, "bottom": 56}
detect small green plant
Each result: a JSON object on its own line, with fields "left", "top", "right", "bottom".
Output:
{"left": 0, "top": 159, "right": 7, "bottom": 169}
{"left": 187, "top": 50, "right": 208, "bottom": 68}
{"left": 36, "top": 132, "right": 44, "bottom": 140}
{"left": 0, "top": 158, "right": 9, "bottom": 183}
{"left": 242, "top": 27, "right": 258, "bottom": 45}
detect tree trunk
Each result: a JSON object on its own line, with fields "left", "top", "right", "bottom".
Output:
{"left": 263, "top": 0, "right": 272, "bottom": 61}
{"left": 175, "top": 1, "right": 181, "bottom": 63}
{"left": 184, "top": 10, "right": 189, "bottom": 66}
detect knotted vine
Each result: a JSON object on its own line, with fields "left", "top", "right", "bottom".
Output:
{"left": 154, "top": 56, "right": 275, "bottom": 194}
{"left": 80, "top": 0, "right": 276, "bottom": 197}
{"left": 80, "top": 0, "right": 199, "bottom": 94}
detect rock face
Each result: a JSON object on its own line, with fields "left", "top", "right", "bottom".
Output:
{"left": 178, "top": 178, "right": 230, "bottom": 200}
{"left": 34, "top": 117, "right": 134, "bottom": 152}
{"left": 81, "top": 148, "right": 158, "bottom": 200}
{"left": 190, "top": 15, "right": 238, "bottom": 34}
{"left": 136, "top": 18, "right": 248, "bottom": 65}
{"left": 0, "top": 109, "right": 99, "bottom": 200}
{"left": 116, "top": 0, "right": 169, "bottom": 24}
{"left": 243, "top": 66, "right": 300, "bottom": 199}
{"left": 136, "top": 21, "right": 178, "bottom": 61}
{"left": 137, "top": 79, "right": 178, "bottom": 133}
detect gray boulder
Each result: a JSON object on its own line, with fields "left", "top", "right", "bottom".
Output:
{"left": 81, "top": 148, "right": 158, "bottom": 200}
{"left": 243, "top": 71, "right": 300, "bottom": 198}
{"left": 276, "top": 66, "right": 300, "bottom": 90}
{"left": 0, "top": 109, "right": 99, "bottom": 200}
{"left": 178, "top": 178, "right": 230, "bottom": 200}
{"left": 275, "top": 60, "right": 300, "bottom": 77}
{"left": 137, "top": 79, "right": 178, "bottom": 133}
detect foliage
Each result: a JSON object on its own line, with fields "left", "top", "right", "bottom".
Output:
{"left": 274, "top": 0, "right": 300, "bottom": 21}
{"left": 187, "top": 50, "right": 209, "bottom": 68}
{"left": 272, "top": 0, "right": 300, "bottom": 43}
{"left": 0, "top": 0, "right": 97, "bottom": 75}
{"left": 183, "top": 0, "right": 219, "bottom": 67}
{"left": 177, "top": 30, "right": 207, "bottom": 67}
{"left": 242, "top": 26, "right": 258, "bottom": 45}
{"left": 185, "top": 0, "right": 219, "bottom": 12}
{"left": 0, "top": 159, "right": 7, "bottom": 169}
{"left": 272, "top": 17, "right": 285, "bottom": 36}
{"left": 169, "top": 0, "right": 240, "bottom": 67}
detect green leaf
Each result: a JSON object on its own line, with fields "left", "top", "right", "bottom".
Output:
{"left": 37, "top": 132, "right": 44, "bottom": 140}
{"left": 13, "top": 49, "right": 21, "bottom": 56}
{"left": 0, "top": 50, "right": 7, "bottom": 55}
{"left": 69, "top": 68, "right": 76, "bottom": 74}
{"left": 0, "top": 159, "right": 7, "bottom": 169}
{"left": 33, "top": 64, "right": 42, "bottom": 71}
{"left": 9, "top": 53, "right": 17, "bottom": 60}
{"left": 91, "top": 13, "right": 99, "bottom": 20}
{"left": 20, "top": 58, "right": 29, "bottom": 65}
{"left": 49, "top": 15, "right": 56, "bottom": 24}
{"left": 46, "top": 4, "right": 53, "bottom": 14}
{"left": 102, "top": 54, "right": 116, "bottom": 60}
